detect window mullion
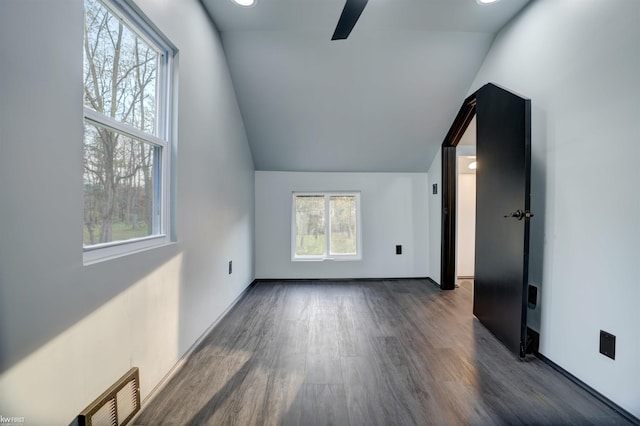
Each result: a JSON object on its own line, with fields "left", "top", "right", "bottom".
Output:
{"left": 325, "top": 195, "right": 331, "bottom": 258}
{"left": 84, "top": 108, "right": 167, "bottom": 147}
{"left": 152, "top": 145, "right": 162, "bottom": 234}
{"left": 155, "top": 54, "right": 164, "bottom": 138}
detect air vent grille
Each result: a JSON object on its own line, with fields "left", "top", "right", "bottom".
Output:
{"left": 90, "top": 399, "right": 116, "bottom": 426}
{"left": 77, "top": 367, "right": 140, "bottom": 426}
{"left": 116, "top": 377, "right": 138, "bottom": 422}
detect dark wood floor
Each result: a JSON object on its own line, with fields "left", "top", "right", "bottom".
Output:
{"left": 135, "top": 279, "right": 631, "bottom": 425}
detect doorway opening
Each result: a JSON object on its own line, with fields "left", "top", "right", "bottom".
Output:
{"left": 440, "top": 93, "right": 476, "bottom": 291}
{"left": 440, "top": 83, "right": 535, "bottom": 358}
{"left": 456, "top": 117, "right": 476, "bottom": 284}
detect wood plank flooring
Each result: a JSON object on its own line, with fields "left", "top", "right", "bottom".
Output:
{"left": 134, "top": 279, "right": 632, "bottom": 425}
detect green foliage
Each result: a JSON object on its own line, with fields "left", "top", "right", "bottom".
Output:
{"left": 296, "top": 234, "right": 325, "bottom": 256}
{"left": 84, "top": 221, "right": 149, "bottom": 246}
{"left": 330, "top": 231, "right": 357, "bottom": 255}
{"left": 294, "top": 194, "right": 358, "bottom": 257}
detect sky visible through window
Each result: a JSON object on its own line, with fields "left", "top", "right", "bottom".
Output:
{"left": 83, "top": 0, "right": 163, "bottom": 247}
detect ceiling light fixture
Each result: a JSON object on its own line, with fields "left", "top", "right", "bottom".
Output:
{"left": 232, "top": 0, "right": 256, "bottom": 7}
{"left": 477, "top": 0, "right": 499, "bottom": 4}
{"left": 468, "top": 161, "right": 477, "bottom": 170}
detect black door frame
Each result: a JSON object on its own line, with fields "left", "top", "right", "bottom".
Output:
{"left": 440, "top": 83, "right": 535, "bottom": 358}
{"left": 440, "top": 92, "right": 477, "bottom": 290}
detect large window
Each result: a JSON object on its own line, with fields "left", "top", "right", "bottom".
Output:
{"left": 83, "top": 0, "right": 174, "bottom": 262}
{"left": 292, "top": 193, "right": 361, "bottom": 261}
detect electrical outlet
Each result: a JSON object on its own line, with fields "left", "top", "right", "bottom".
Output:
{"left": 229, "top": 260, "right": 232, "bottom": 275}
{"left": 528, "top": 285, "right": 537, "bottom": 309}
{"left": 599, "top": 330, "right": 615, "bottom": 360}
{"left": 396, "top": 245, "right": 402, "bottom": 255}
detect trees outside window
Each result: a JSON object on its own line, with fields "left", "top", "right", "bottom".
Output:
{"left": 83, "top": 0, "right": 174, "bottom": 261}
{"left": 292, "top": 193, "right": 361, "bottom": 260}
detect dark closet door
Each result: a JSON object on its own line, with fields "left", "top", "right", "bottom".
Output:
{"left": 474, "top": 83, "right": 532, "bottom": 358}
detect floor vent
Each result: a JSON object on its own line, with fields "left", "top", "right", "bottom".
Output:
{"left": 77, "top": 367, "right": 140, "bottom": 426}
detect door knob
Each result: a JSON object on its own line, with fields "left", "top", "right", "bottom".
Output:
{"left": 504, "top": 209, "right": 534, "bottom": 220}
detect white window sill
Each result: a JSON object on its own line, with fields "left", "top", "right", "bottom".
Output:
{"left": 83, "top": 236, "right": 173, "bottom": 265}
{"left": 292, "top": 256, "right": 362, "bottom": 262}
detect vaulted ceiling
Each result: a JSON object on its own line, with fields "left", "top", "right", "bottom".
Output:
{"left": 202, "top": 0, "right": 530, "bottom": 172}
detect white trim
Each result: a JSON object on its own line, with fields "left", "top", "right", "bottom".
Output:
{"left": 83, "top": 109, "right": 167, "bottom": 148}
{"left": 83, "top": 238, "right": 173, "bottom": 265}
{"left": 84, "top": 233, "right": 167, "bottom": 252}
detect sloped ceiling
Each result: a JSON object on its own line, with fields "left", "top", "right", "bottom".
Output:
{"left": 202, "top": 0, "right": 530, "bottom": 172}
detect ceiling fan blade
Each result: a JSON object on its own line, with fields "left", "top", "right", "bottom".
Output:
{"left": 331, "top": 0, "right": 369, "bottom": 40}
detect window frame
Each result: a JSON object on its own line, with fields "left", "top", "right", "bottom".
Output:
{"left": 82, "top": 0, "right": 176, "bottom": 264}
{"left": 291, "top": 192, "right": 362, "bottom": 262}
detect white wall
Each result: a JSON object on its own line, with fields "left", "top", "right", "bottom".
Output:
{"left": 0, "top": 0, "right": 255, "bottom": 423}
{"left": 469, "top": 0, "right": 640, "bottom": 416}
{"left": 456, "top": 173, "right": 476, "bottom": 278}
{"left": 255, "top": 172, "right": 429, "bottom": 279}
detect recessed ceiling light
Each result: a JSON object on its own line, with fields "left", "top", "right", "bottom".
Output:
{"left": 468, "top": 161, "right": 477, "bottom": 170}
{"left": 477, "top": 0, "right": 499, "bottom": 4}
{"left": 232, "top": 0, "right": 256, "bottom": 7}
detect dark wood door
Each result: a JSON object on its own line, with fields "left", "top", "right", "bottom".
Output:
{"left": 474, "top": 83, "right": 532, "bottom": 358}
